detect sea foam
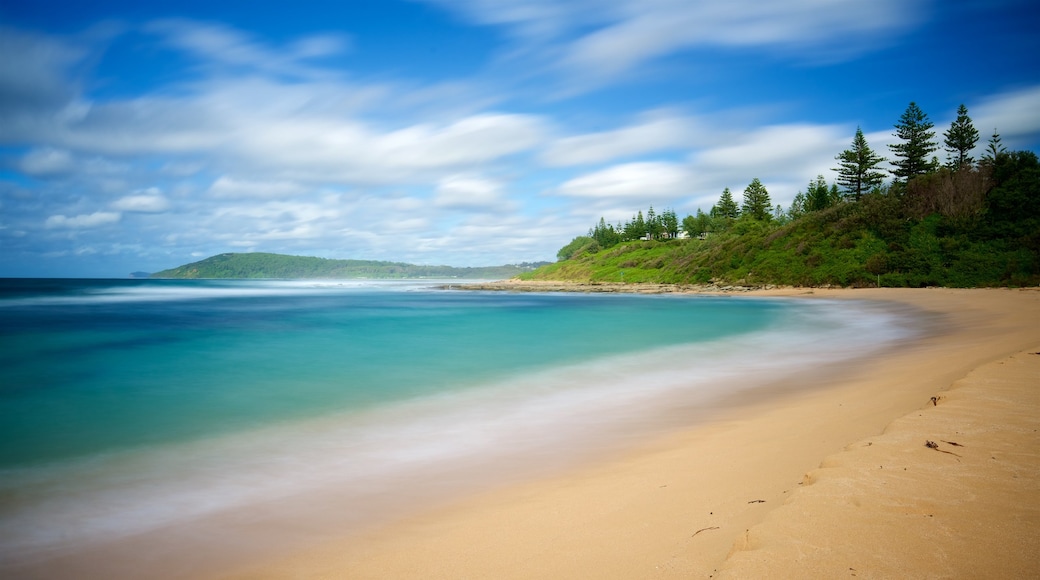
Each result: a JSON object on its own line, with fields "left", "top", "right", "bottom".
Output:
{"left": 0, "top": 295, "right": 918, "bottom": 569}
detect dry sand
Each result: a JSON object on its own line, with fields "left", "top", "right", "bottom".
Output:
{"left": 227, "top": 287, "right": 1040, "bottom": 579}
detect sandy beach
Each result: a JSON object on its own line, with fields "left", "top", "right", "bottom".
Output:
{"left": 227, "top": 287, "right": 1040, "bottom": 579}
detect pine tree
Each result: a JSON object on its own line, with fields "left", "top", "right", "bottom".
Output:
{"left": 833, "top": 127, "right": 886, "bottom": 200}
{"left": 631, "top": 211, "right": 646, "bottom": 239}
{"left": 944, "top": 104, "right": 980, "bottom": 169}
{"left": 645, "top": 205, "right": 663, "bottom": 239}
{"left": 711, "top": 187, "right": 740, "bottom": 219}
{"left": 660, "top": 208, "right": 679, "bottom": 238}
{"left": 980, "top": 129, "right": 1007, "bottom": 166}
{"left": 741, "top": 178, "right": 772, "bottom": 220}
{"left": 804, "top": 175, "right": 838, "bottom": 212}
{"left": 889, "top": 102, "right": 938, "bottom": 182}
{"left": 788, "top": 191, "right": 807, "bottom": 220}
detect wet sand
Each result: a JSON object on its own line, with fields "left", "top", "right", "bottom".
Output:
{"left": 227, "top": 287, "right": 1040, "bottom": 579}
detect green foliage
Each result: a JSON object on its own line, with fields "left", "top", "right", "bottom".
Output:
{"left": 590, "top": 218, "right": 622, "bottom": 248}
{"left": 711, "top": 187, "right": 740, "bottom": 219}
{"left": 979, "top": 151, "right": 1040, "bottom": 243}
{"left": 943, "top": 104, "right": 979, "bottom": 169}
{"left": 557, "top": 236, "right": 600, "bottom": 261}
{"left": 682, "top": 210, "right": 712, "bottom": 238}
{"left": 533, "top": 103, "right": 1037, "bottom": 290}
{"left": 625, "top": 211, "right": 647, "bottom": 240}
{"left": 890, "top": 102, "right": 939, "bottom": 182}
{"left": 804, "top": 175, "right": 840, "bottom": 212}
{"left": 980, "top": 129, "right": 1007, "bottom": 166}
{"left": 740, "top": 178, "right": 772, "bottom": 221}
{"left": 152, "top": 253, "right": 547, "bottom": 279}
{"left": 528, "top": 148, "right": 1039, "bottom": 288}
{"left": 834, "top": 127, "right": 886, "bottom": 200}
{"left": 660, "top": 208, "right": 679, "bottom": 238}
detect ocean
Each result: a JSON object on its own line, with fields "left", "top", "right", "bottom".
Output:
{"left": 0, "top": 279, "right": 918, "bottom": 577}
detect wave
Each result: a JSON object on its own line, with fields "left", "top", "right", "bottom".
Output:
{"left": 0, "top": 279, "right": 460, "bottom": 308}
{"left": 0, "top": 297, "right": 920, "bottom": 570}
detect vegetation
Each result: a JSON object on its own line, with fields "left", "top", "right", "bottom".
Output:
{"left": 889, "top": 102, "right": 939, "bottom": 182}
{"left": 530, "top": 102, "right": 1039, "bottom": 288}
{"left": 834, "top": 127, "right": 886, "bottom": 200}
{"left": 152, "top": 253, "right": 549, "bottom": 279}
{"left": 944, "top": 104, "right": 980, "bottom": 169}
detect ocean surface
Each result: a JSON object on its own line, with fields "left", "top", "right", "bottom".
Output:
{"left": 0, "top": 279, "right": 919, "bottom": 577}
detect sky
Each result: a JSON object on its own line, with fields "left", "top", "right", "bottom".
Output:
{"left": 1, "top": 0, "right": 1039, "bottom": 277}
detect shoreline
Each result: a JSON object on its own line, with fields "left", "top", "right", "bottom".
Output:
{"left": 225, "top": 286, "right": 1040, "bottom": 579}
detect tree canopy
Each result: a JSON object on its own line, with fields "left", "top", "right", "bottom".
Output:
{"left": 889, "top": 102, "right": 938, "bottom": 182}
{"left": 834, "top": 127, "right": 886, "bottom": 200}
{"left": 712, "top": 187, "right": 740, "bottom": 219}
{"left": 944, "top": 104, "right": 980, "bottom": 169}
{"left": 741, "top": 178, "right": 772, "bottom": 221}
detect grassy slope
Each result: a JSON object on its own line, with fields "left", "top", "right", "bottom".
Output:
{"left": 523, "top": 195, "right": 1039, "bottom": 288}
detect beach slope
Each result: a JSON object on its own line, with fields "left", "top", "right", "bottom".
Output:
{"left": 229, "top": 288, "right": 1040, "bottom": 579}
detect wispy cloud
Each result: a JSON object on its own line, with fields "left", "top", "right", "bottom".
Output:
{"left": 145, "top": 19, "right": 351, "bottom": 79}
{"left": 111, "top": 188, "right": 171, "bottom": 212}
{"left": 971, "top": 86, "right": 1040, "bottom": 148}
{"left": 558, "top": 161, "right": 693, "bottom": 201}
{"left": 421, "top": 0, "right": 925, "bottom": 88}
{"left": 542, "top": 110, "right": 704, "bottom": 166}
{"left": 45, "top": 211, "right": 121, "bottom": 229}
{"left": 434, "top": 174, "right": 510, "bottom": 210}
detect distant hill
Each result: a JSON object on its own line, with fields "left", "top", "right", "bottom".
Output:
{"left": 151, "top": 253, "right": 549, "bottom": 280}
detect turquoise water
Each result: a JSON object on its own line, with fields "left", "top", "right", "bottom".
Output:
{"left": 0, "top": 279, "right": 915, "bottom": 575}
{"left": 0, "top": 279, "right": 775, "bottom": 467}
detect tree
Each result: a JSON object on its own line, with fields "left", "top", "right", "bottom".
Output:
{"left": 645, "top": 205, "right": 663, "bottom": 239}
{"left": 980, "top": 129, "right": 1007, "bottom": 166}
{"left": 626, "top": 211, "right": 647, "bottom": 240}
{"left": 682, "top": 210, "right": 712, "bottom": 238}
{"left": 590, "top": 217, "right": 621, "bottom": 248}
{"left": 741, "top": 178, "right": 772, "bottom": 220}
{"left": 788, "top": 191, "right": 807, "bottom": 220}
{"left": 660, "top": 208, "right": 679, "bottom": 238}
{"left": 711, "top": 187, "right": 740, "bottom": 219}
{"left": 943, "top": 104, "right": 980, "bottom": 169}
{"left": 804, "top": 175, "right": 839, "bottom": 212}
{"left": 889, "top": 102, "right": 938, "bottom": 182}
{"left": 833, "top": 127, "right": 887, "bottom": 200}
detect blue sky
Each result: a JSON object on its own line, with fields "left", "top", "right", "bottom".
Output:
{"left": 1, "top": 0, "right": 1038, "bottom": 277}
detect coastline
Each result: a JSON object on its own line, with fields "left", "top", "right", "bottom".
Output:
{"left": 227, "top": 287, "right": 1040, "bottom": 579}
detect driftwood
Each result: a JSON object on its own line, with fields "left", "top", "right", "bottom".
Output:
{"left": 692, "top": 526, "right": 720, "bottom": 537}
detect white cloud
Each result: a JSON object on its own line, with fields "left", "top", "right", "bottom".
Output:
{"left": 207, "top": 176, "right": 307, "bottom": 198}
{"left": 434, "top": 174, "right": 506, "bottom": 209}
{"left": 971, "top": 85, "right": 1040, "bottom": 149}
{"left": 692, "top": 123, "right": 846, "bottom": 182}
{"left": 145, "top": 19, "right": 350, "bottom": 78}
{"left": 19, "top": 148, "right": 75, "bottom": 175}
{"left": 558, "top": 161, "right": 692, "bottom": 200}
{"left": 422, "top": 0, "right": 925, "bottom": 87}
{"left": 45, "top": 211, "right": 121, "bottom": 229}
{"left": 542, "top": 111, "right": 702, "bottom": 166}
{"left": 415, "top": 0, "right": 603, "bottom": 41}
{"left": 566, "top": 1, "right": 918, "bottom": 79}
{"left": 111, "top": 188, "right": 171, "bottom": 212}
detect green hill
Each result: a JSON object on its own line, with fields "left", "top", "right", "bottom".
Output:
{"left": 151, "top": 253, "right": 548, "bottom": 280}
{"left": 524, "top": 152, "right": 1040, "bottom": 288}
